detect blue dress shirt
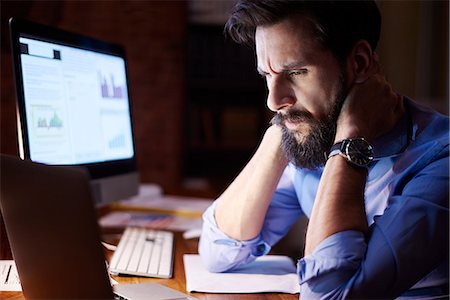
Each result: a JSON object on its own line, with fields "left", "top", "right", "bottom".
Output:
{"left": 199, "top": 98, "right": 449, "bottom": 299}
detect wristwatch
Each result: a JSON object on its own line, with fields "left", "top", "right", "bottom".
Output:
{"left": 328, "top": 138, "right": 374, "bottom": 168}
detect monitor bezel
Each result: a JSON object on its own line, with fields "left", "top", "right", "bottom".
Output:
{"left": 9, "top": 17, "right": 138, "bottom": 180}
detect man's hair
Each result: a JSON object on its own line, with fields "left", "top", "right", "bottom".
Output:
{"left": 225, "top": 0, "right": 381, "bottom": 62}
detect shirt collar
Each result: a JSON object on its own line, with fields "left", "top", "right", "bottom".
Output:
{"left": 372, "top": 97, "right": 412, "bottom": 159}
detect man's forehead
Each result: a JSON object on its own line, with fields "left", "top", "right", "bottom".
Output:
{"left": 256, "top": 16, "right": 320, "bottom": 50}
{"left": 255, "top": 18, "right": 319, "bottom": 71}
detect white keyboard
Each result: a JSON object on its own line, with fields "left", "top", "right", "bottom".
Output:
{"left": 109, "top": 227, "right": 174, "bottom": 278}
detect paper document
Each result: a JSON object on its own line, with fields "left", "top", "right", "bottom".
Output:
{"left": 183, "top": 254, "right": 300, "bottom": 294}
{"left": 101, "top": 184, "right": 212, "bottom": 232}
{"left": 0, "top": 260, "right": 22, "bottom": 291}
{"left": 114, "top": 195, "right": 212, "bottom": 217}
{"left": 99, "top": 211, "right": 203, "bottom": 232}
{"left": 111, "top": 184, "right": 212, "bottom": 218}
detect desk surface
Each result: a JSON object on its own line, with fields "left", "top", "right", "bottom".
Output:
{"left": 1, "top": 230, "right": 299, "bottom": 300}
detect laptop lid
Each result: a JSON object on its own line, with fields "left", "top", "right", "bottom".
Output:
{"left": 0, "top": 155, "right": 198, "bottom": 300}
{"left": 0, "top": 154, "right": 114, "bottom": 299}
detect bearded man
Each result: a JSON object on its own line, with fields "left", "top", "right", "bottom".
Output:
{"left": 199, "top": 1, "right": 449, "bottom": 298}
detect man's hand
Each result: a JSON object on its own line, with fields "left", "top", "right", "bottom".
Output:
{"left": 335, "top": 58, "right": 404, "bottom": 143}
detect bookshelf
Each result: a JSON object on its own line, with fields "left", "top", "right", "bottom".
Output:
{"left": 183, "top": 25, "right": 268, "bottom": 195}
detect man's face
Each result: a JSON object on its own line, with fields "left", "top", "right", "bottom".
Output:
{"left": 255, "top": 17, "right": 349, "bottom": 169}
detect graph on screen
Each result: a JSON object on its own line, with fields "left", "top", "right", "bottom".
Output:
{"left": 19, "top": 36, "right": 134, "bottom": 165}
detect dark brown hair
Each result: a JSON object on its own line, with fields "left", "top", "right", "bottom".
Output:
{"left": 225, "top": 0, "right": 381, "bottom": 62}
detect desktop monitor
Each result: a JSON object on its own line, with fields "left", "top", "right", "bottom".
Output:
{"left": 9, "top": 18, "right": 139, "bottom": 206}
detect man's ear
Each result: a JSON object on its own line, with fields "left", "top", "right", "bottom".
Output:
{"left": 348, "top": 40, "right": 375, "bottom": 83}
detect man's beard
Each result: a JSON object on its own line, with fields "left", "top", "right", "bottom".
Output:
{"left": 271, "top": 75, "right": 348, "bottom": 170}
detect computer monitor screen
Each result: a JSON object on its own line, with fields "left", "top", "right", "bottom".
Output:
{"left": 9, "top": 18, "right": 139, "bottom": 205}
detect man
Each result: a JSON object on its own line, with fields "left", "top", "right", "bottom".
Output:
{"left": 199, "top": 1, "right": 449, "bottom": 299}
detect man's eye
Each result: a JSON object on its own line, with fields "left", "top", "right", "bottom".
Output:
{"left": 288, "top": 69, "right": 307, "bottom": 77}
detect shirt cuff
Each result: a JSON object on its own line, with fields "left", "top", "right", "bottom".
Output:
{"left": 199, "top": 201, "right": 271, "bottom": 272}
{"left": 297, "top": 231, "right": 366, "bottom": 285}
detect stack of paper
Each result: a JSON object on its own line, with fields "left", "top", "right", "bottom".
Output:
{"left": 99, "top": 211, "right": 203, "bottom": 232}
{"left": 183, "top": 254, "right": 300, "bottom": 294}
{"left": 99, "top": 183, "right": 213, "bottom": 232}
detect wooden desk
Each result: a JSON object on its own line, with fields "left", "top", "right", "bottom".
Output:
{"left": 0, "top": 231, "right": 299, "bottom": 300}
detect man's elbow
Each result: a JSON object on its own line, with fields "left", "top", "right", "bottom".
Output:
{"left": 203, "top": 259, "right": 232, "bottom": 273}
{"left": 198, "top": 249, "right": 236, "bottom": 273}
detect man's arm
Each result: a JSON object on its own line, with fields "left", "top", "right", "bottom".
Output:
{"left": 215, "top": 125, "right": 288, "bottom": 241}
{"left": 299, "top": 144, "right": 449, "bottom": 299}
{"left": 304, "top": 154, "right": 368, "bottom": 255}
{"left": 304, "top": 64, "right": 404, "bottom": 255}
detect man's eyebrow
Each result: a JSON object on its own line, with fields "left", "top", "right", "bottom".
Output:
{"left": 280, "top": 60, "right": 308, "bottom": 70}
{"left": 257, "top": 60, "right": 308, "bottom": 75}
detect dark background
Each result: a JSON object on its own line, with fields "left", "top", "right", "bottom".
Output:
{"left": 1, "top": 0, "right": 448, "bottom": 259}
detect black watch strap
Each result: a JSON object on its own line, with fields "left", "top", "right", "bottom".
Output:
{"left": 328, "top": 138, "right": 374, "bottom": 168}
{"left": 328, "top": 141, "right": 343, "bottom": 158}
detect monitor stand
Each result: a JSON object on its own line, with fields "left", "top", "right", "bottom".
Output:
{"left": 91, "top": 171, "right": 140, "bottom": 206}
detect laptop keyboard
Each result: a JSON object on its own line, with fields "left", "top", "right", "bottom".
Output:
{"left": 109, "top": 227, "right": 174, "bottom": 278}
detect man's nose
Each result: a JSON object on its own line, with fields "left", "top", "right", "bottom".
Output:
{"left": 266, "top": 76, "right": 296, "bottom": 112}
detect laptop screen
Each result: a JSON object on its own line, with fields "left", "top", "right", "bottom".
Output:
{"left": 18, "top": 36, "right": 134, "bottom": 165}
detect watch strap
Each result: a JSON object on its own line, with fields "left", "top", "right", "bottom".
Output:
{"left": 327, "top": 141, "right": 343, "bottom": 159}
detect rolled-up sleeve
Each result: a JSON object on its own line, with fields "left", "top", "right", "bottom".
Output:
{"left": 297, "top": 144, "right": 449, "bottom": 299}
{"left": 198, "top": 201, "right": 271, "bottom": 272}
{"left": 199, "top": 165, "right": 303, "bottom": 273}
{"left": 298, "top": 231, "right": 367, "bottom": 299}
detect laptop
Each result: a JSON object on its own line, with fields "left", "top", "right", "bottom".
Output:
{"left": 0, "top": 154, "right": 195, "bottom": 300}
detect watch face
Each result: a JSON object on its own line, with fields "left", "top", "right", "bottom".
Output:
{"left": 343, "top": 139, "right": 374, "bottom": 167}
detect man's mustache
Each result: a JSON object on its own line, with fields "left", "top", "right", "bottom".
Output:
{"left": 271, "top": 110, "right": 315, "bottom": 127}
